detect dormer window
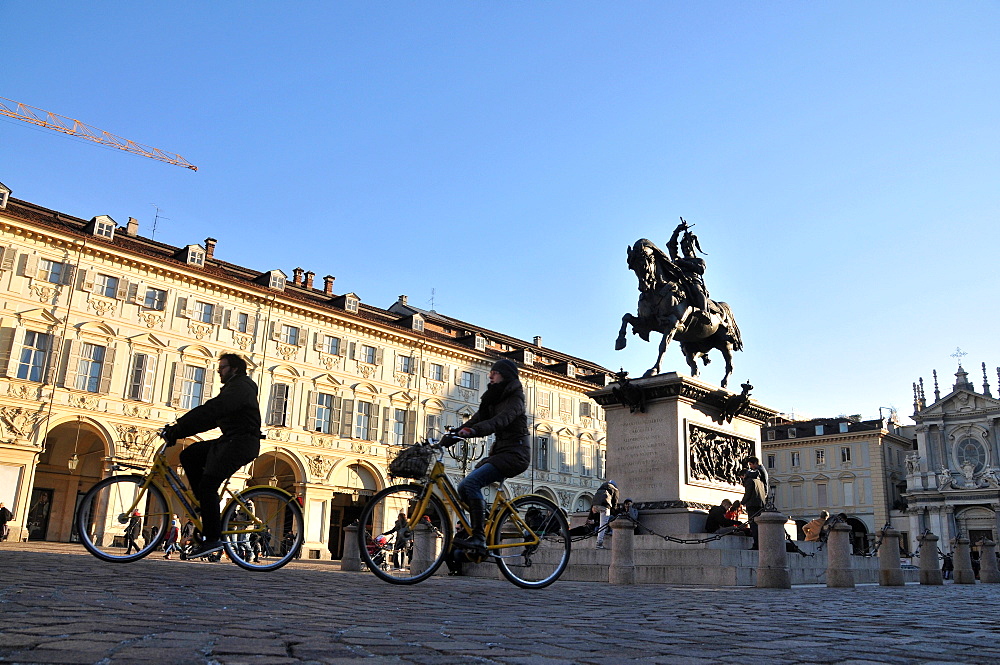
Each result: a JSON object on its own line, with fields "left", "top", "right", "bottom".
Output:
{"left": 345, "top": 295, "right": 359, "bottom": 313}
{"left": 92, "top": 215, "right": 116, "bottom": 239}
{"left": 839, "top": 422, "right": 849, "bottom": 433}
{"left": 269, "top": 273, "right": 286, "bottom": 290}
{"left": 411, "top": 314, "right": 424, "bottom": 332}
{"left": 474, "top": 335, "right": 486, "bottom": 351}
{"left": 0, "top": 182, "right": 9, "bottom": 209}
{"left": 176, "top": 245, "right": 206, "bottom": 267}
{"left": 788, "top": 428, "right": 797, "bottom": 438}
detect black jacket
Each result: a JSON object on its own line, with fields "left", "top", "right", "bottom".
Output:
{"left": 460, "top": 374, "right": 530, "bottom": 478}
{"left": 170, "top": 373, "right": 261, "bottom": 440}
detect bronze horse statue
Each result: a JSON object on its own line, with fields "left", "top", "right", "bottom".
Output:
{"left": 615, "top": 237, "right": 743, "bottom": 388}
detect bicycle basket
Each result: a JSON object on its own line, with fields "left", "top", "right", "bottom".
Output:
{"left": 389, "top": 445, "right": 434, "bottom": 479}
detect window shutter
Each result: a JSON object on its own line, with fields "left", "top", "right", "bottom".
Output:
{"left": 62, "top": 339, "right": 82, "bottom": 388}
{"left": 203, "top": 362, "right": 216, "bottom": 399}
{"left": 127, "top": 281, "right": 142, "bottom": 304}
{"left": 222, "top": 309, "right": 234, "bottom": 330}
{"left": 296, "top": 327, "right": 308, "bottom": 347}
{"left": 337, "top": 337, "right": 348, "bottom": 356}
{"left": 22, "top": 253, "right": 38, "bottom": 278}
{"left": 348, "top": 341, "right": 356, "bottom": 360}
{"left": 169, "top": 362, "right": 184, "bottom": 407}
{"left": 420, "top": 361, "right": 427, "bottom": 378}
{"left": 312, "top": 332, "right": 323, "bottom": 352}
{"left": 97, "top": 344, "right": 116, "bottom": 394}
{"left": 270, "top": 320, "right": 281, "bottom": 341}
{"left": 61, "top": 265, "right": 76, "bottom": 286}
{"left": 380, "top": 405, "right": 389, "bottom": 443}
{"left": 245, "top": 314, "right": 257, "bottom": 335}
{"left": 369, "top": 404, "right": 381, "bottom": 442}
{"left": 454, "top": 368, "right": 461, "bottom": 385}
{"left": 306, "top": 391, "right": 318, "bottom": 430}
{"left": 141, "top": 354, "right": 157, "bottom": 402}
{"left": 0, "top": 327, "right": 16, "bottom": 377}
{"left": 177, "top": 297, "right": 192, "bottom": 319}
{"left": 0, "top": 247, "right": 16, "bottom": 272}
{"left": 340, "top": 399, "right": 354, "bottom": 438}
{"left": 375, "top": 347, "right": 384, "bottom": 364}
{"left": 79, "top": 269, "right": 95, "bottom": 292}
{"left": 115, "top": 279, "right": 129, "bottom": 300}
{"left": 331, "top": 396, "right": 342, "bottom": 436}
{"left": 211, "top": 307, "right": 224, "bottom": 326}
{"left": 404, "top": 409, "right": 416, "bottom": 445}
{"left": 473, "top": 373, "right": 481, "bottom": 390}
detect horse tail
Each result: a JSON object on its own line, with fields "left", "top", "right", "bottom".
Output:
{"left": 716, "top": 301, "right": 743, "bottom": 351}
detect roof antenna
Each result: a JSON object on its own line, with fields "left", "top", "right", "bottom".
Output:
{"left": 150, "top": 204, "right": 168, "bottom": 241}
{"left": 428, "top": 288, "right": 436, "bottom": 312}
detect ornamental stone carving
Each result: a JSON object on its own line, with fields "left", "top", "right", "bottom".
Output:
{"left": 267, "top": 428, "right": 290, "bottom": 442}
{"left": 87, "top": 295, "right": 116, "bottom": 317}
{"left": 0, "top": 406, "right": 42, "bottom": 438}
{"left": 556, "top": 489, "right": 573, "bottom": 509}
{"left": 359, "top": 364, "right": 376, "bottom": 380}
{"left": 427, "top": 382, "right": 443, "bottom": 395}
{"left": 122, "top": 404, "right": 152, "bottom": 419}
{"left": 114, "top": 424, "right": 157, "bottom": 459}
{"left": 308, "top": 455, "right": 337, "bottom": 481}
{"left": 137, "top": 311, "right": 164, "bottom": 329}
{"left": 460, "top": 389, "right": 475, "bottom": 403}
{"left": 276, "top": 342, "right": 298, "bottom": 361}
{"left": 232, "top": 331, "right": 253, "bottom": 350}
{"left": 29, "top": 283, "right": 54, "bottom": 302}
{"left": 508, "top": 482, "right": 530, "bottom": 497}
{"left": 187, "top": 321, "right": 214, "bottom": 340}
{"left": 687, "top": 423, "right": 754, "bottom": 487}
{"left": 318, "top": 354, "right": 341, "bottom": 370}
{"left": 7, "top": 383, "right": 41, "bottom": 400}
{"left": 309, "top": 435, "right": 337, "bottom": 449}
{"left": 69, "top": 394, "right": 101, "bottom": 411}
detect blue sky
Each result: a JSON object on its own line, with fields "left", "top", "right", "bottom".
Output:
{"left": 3, "top": 2, "right": 998, "bottom": 422}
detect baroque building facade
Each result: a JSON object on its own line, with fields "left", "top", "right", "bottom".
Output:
{"left": 761, "top": 413, "right": 913, "bottom": 553}
{"left": 904, "top": 361, "right": 1000, "bottom": 557}
{"left": 0, "top": 183, "right": 610, "bottom": 559}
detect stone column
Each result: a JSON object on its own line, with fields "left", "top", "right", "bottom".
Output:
{"left": 409, "top": 521, "right": 437, "bottom": 575}
{"left": 340, "top": 524, "right": 361, "bottom": 571}
{"left": 978, "top": 540, "right": 1000, "bottom": 584}
{"left": 755, "top": 511, "right": 790, "bottom": 589}
{"left": 942, "top": 507, "right": 955, "bottom": 545}
{"left": 952, "top": 537, "right": 976, "bottom": 584}
{"left": 878, "top": 528, "right": 904, "bottom": 586}
{"left": 918, "top": 533, "right": 943, "bottom": 585}
{"left": 826, "top": 522, "right": 855, "bottom": 588}
{"left": 609, "top": 517, "right": 636, "bottom": 585}
{"left": 907, "top": 511, "right": 922, "bottom": 556}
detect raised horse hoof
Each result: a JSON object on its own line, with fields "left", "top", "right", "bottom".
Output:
{"left": 614, "top": 337, "right": 627, "bottom": 351}
{"left": 642, "top": 368, "right": 656, "bottom": 378}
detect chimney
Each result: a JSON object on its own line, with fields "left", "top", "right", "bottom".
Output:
{"left": 292, "top": 267, "right": 304, "bottom": 286}
{"left": 533, "top": 336, "right": 543, "bottom": 347}
{"left": 126, "top": 217, "right": 139, "bottom": 236}
{"left": 399, "top": 295, "right": 408, "bottom": 305}
{"left": 304, "top": 271, "right": 315, "bottom": 289}
{"left": 204, "top": 237, "right": 217, "bottom": 259}
{"left": 323, "top": 275, "right": 335, "bottom": 295}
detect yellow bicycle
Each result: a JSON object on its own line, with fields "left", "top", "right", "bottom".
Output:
{"left": 76, "top": 431, "right": 304, "bottom": 571}
{"left": 358, "top": 437, "right": 572, "bottom": 588}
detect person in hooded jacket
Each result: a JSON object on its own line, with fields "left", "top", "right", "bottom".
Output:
{"left": 448, "top": 359, "right": 530, "bottom": 552}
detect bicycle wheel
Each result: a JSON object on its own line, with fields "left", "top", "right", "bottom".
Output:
{"left": 490, "top": 495, "right": 571, "bottom": 588}
{"left": 76, "top": 475, "right": 170, "bottom": 563}
{"left": 358, "top": 484, "right": 452, "bottom": 584}
{"left": 221, "top": 487, "right": 304, "bottom": 572}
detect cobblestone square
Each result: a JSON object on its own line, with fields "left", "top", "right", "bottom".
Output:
{"left": 2, "top": 543, "right": 999, "bottom": 664}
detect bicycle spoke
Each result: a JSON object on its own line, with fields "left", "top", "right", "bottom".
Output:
{"left": 77, "top": 476, "right": 170, "bottom": 562}
{"left": 221, "top": 488, "right": 303, "bottom": 572}
{"left": 491, "top": 495, "right": 571, "bottom": 588}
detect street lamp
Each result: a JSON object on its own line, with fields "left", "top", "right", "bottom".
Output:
{"left": 447, "top": 436, "right": 486, "bottom": 475}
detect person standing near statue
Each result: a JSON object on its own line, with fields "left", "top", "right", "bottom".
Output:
{"left": 803, "top": 510, "right": 829, "bottom": 542}
{"left": 739, "top": 456, "right": 768, "bottom": 519}
{"left": 592, "top": 479, "right": 620, "bottom": 549}
{"left": 0, "top": 502, "right": 13, "bottom": 541}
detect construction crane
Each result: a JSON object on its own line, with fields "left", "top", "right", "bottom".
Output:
{"left": 0, "top": 96, "right": 197, "bottom": 171}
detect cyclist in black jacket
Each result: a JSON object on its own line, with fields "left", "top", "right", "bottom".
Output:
{"left": 163, "top": 353, "right": 262, "bottom": 558}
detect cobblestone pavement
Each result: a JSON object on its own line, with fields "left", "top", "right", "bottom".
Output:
{"left": 2, "top": 542, "right": 999, "bottom": 665}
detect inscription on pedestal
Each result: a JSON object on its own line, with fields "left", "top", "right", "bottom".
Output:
{"left": 610, "top": 415, "right": 666, "bottom": 490}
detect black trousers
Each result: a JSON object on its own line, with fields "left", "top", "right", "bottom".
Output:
{"left": 180, "top": 436, "right": 260, "bottom": 541}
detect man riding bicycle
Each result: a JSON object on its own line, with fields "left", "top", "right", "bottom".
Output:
{"left": 162, "top": 353, "right": 262, "bottom": 559}
{"left": 447, "top": 358, "right": 530, "bottom": 553}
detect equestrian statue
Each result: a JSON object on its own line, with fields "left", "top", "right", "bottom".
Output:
{"left": 615, "top": 218, "right": 743, "bottom": 388}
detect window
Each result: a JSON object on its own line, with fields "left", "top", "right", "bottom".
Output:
{"left": 313, "top": 392, "right": 334, "bottom": 433}
{"left": 74, "top": 343, "right": 106, "bottom": 393}
{"left": 397, "top": 355, "right": 414, "bottom": 374}
{"left": 790, "top": 451, "right": 801, "bottom": 467}
{"left": 839, "top": 422, "right": 849, "bottom": 433}
{"left": 94, "top": 218, "right": 115, "bottom": 238}
{"left": 766, "top": 454, "right": 776, "bottom": 470}
{"left": 843, "top": 481, "right": 855, "bottom": 506}
{"left": 816, "top": 449, "right": 826, "bottom": 465}
{"left": 126, "top": 353, "right": 156, "bottom": 402}
{"left": 537, "top": 391, "right": 551, "bottom": 409}
{"left": 815, "top": 425, "right": 824, "bottom": 436}
{"left": 188, "top": 249, "right": 205, "bottom": 266}
{"left": 535, "top": 436, "right": 549, "bottom": 471}
{"left": 39, "top": 258, "right": 66, "bottom": 284}
{"left": 95, "top": 274, "right": 120, "bottom": 298}
{"left": 355, "top": 400, "right": 374, "bottom": 440}
{"left": 579, "top": 402, "right": 592, "bottom": 418}
{"left": 345, "top": 296, "right": 359, "bottom": 313}
{"left": 766, "top": 430, "right": 776, "bottom": 441}
{"left": 792, "top": 484, "right": 803, "bottom": 507}
{"left": 269, "top": 273, "right": 286, "bottom": 290}
{"left": 194, "top": 301, "right": 215, "bottom": 324}
{"left": 180, "top": 365, "right": 206, "bottom": 409}
{"left": 559, "top": 396, "right": 572, "bottom": 415}
{"left": 474, "top": 335, "right": 486, "bottom": 351}
{"left": 558, "top": 437, "right": 572, "bottom": 473}
{"left": 428, "top": 363, "right": 444, "bottom": 382}
{"left": 817, "top": 483, "right": 828, "bottom": 508}
{"left": 425, "top": 413, "right": 442, "bottom": 439}
{"left": 143, "top": 287, "right": 167, "bottom": 310}
{"left": 581, "top": 443, "right": 593, "bottom": 477}
{"left": 321, "top": 335, "right": 340, "bottom": 355}
{"left": 788, "top": 428, "right": 797, "bottom": 438}
{"left": 267, "top": 383, "right": 290, "bottom": 427}
{"left": 236, "top": 312, "right": 251, "bottom": 334}
{"left": 360, "top": 345, "right": 377, "bottom": 364}
{"left": 459, "top": 371, "right": 476, "bottom": 389}
{"left": 279, "top": 325, "right": 299, "bottom": 346}
{"left": 392, "top": 409, "right": 406, "bottom": 445}
{"left": 598, "top": 448, "right": 606, "bottom": 478}
{"left": 841, "top": 446, "right": 852, "bottom": 463}
{"left": 16, "top": 331, "right": 51, "bottom": 382}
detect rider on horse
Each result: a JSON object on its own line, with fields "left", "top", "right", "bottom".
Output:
{"left": 666, "top": 218, "right": 712, "bottom": 325}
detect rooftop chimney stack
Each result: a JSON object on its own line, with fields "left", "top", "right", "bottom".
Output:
{"left": 533, "top": 336, "right": 543, "bottom": 347}
{"left": 304, "top": 271, "right": 315, "bottom": 289}
{"left": 399, "top": 295, "right": 408, "bottom": 305}
{"left": 126, "top": 217, "right": 139, "bottom": 236}
{"left": 204, "top": 237, "right": 217, "bottom": 260}
{"left": 292, "top": 267, "right": 304, "bottom": 286}
{"left": 323, "top": 275, "right": 335, "bottom": 295}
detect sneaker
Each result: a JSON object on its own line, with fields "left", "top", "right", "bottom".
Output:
{"left": 187, "top": 540, "right": 224, "bottom": 558}
{"left": 596, "top": 543, "right": 606, "bottom": 549}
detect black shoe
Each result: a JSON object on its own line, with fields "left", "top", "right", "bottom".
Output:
{"left": 187, "top": 540, "right": 224, "bottom": 558}
{"left": 452, "top": 534, "right": 486, "bottom": 551}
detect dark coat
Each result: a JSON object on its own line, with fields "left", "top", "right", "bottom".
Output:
{"left": 593, "top": 481, "right": 619, "bottom": 510}
{"left": 705, "top": 504, "right": 739, "bottom": 533}
{"left": 169, "top": 373, "right": 261, "bottom": 441}
{"left": 459, "top": 362, "right": 530, "bottom": 478}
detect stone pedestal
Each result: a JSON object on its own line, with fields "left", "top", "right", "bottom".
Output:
{"left": 609, "top": 517, "right": 636, "bottom": 585}
{"left": 978, "top": 540, "right": 1000, "bottom": 584}
{"left": 826, "top": 522, "right": 854, "bottom": 588}
{"left": 756, "top": 511, "right": 791, "bottom": 589}
{"left": 409, "top": 522, "right": 438, "bottom": 574}
{"left": 952, "top": 537, "right": 976, "bottom": 584}
{"left": 878, "top": 529, "right": 904, "bottom": 586}
{"left": 589, "top": 373, "right": 778, "bottom": 535}
{"left": 918, "top": 533, "right": 943, "bottom": 585}
{"left": 340, "top": 524, "right": 361, "bottom": 571}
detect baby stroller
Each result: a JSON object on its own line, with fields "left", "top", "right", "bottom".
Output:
{"left": 366, "top": 534, "right": 392, "bottom": 571}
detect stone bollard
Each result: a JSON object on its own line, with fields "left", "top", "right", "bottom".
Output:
{"left": 755, "top": 511, "right": 791, "bottom": 589}
{"left": 409, "top": 521, "right": 437, "bottom": 575}
{"left": 341, "top": 524, "right": 361, "bottom": 571}
{"left": 978, "top": 540, "right": 1000, "bottom": 584}
{"left": 918, "top": 533, "right": 943, "bottom": 585}
{"left": 609, "top": 517, "right": 636, "bottom": 585}
{"left": 878, "top": 528, "right": 904, "bottom": 586}
{"left": 826, "top": 521, "right": 855, "bottom": 588}
{"left": 952, "top": 537, "right": 976, "bottom": 584}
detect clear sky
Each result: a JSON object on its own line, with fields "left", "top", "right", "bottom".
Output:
{"left": 3, "top": 2, "right": 998, "bottom": 423}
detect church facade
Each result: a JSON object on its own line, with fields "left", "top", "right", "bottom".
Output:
{"left": 0, "top": 183, "right": 610, "bottom": 559}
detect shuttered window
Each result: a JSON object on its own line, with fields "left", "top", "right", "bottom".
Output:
{"left": 16, "top": 331, "right": 51, "bottom": 382}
